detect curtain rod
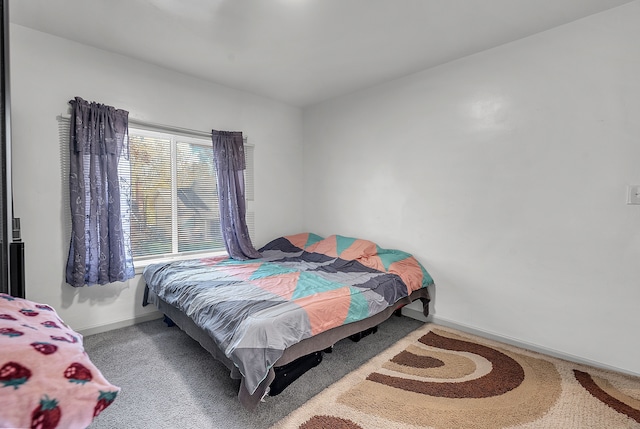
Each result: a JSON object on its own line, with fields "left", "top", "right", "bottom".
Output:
{"left": 57, "top": 115, "right": 248, "bottom": 143}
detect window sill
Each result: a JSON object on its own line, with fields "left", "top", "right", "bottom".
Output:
{"left": 134, "top": 250, "right": 228, "bottom": 275}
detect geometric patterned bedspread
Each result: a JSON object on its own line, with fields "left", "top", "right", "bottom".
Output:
{"left": 142, "top": 233, "right": 434, "bottom": 396}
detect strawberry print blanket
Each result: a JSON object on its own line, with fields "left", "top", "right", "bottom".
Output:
{"left": 0, "top": 294, "right": 119, "bottom": 429}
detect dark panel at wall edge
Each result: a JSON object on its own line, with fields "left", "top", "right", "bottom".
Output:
{"left": 0, "top": 0, "right": 11, "bottom": 295}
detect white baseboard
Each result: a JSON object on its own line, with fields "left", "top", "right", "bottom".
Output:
{"left": 402, "top": 308, "right": 640, "bottom": 378}
{"left": 78, "top": 311, "right": 164, "bottom": 337}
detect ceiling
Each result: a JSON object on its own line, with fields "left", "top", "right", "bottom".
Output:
{"left": 9, "top": 0, "right": 636, "bottom": 107}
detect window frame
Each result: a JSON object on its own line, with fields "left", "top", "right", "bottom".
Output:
{"left": 59, "top": 115, "right": 255, "bottom": 274}
{"left": 128, "top": 127, "right": 228, "bottom": 270}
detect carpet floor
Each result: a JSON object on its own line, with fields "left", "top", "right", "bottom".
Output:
{"left": 83, "top": 314, "right": 424, "bottom": 429}
{"left": 273, "top": 324, "right": 640, "bottom": 429}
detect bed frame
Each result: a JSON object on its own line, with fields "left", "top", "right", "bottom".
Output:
{"left": 143, "top": 286, "right": 431, "bottom": 408}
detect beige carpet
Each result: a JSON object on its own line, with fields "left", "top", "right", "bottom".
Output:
{"left": 272, "top": 324, "right": 640, "bottom": 429}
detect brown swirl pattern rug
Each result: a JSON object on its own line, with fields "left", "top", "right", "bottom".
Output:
{"left": 272, "top": 324, "right": 640, "bottom": 429}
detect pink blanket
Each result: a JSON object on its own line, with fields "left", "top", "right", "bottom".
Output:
{"left": 0, "top": 294, "right": 119, "bottom": 429}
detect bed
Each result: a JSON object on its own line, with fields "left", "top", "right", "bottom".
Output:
{"left": 142, "top": 233, "right": 433, "bottom": 408}
{"left": 0, "top": 294, "right": 120, "bottom": 429}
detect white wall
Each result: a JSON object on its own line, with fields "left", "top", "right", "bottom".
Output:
{"left": 303, "top": 2, "right": 640, "bottom": 375}
{"left": 9, "top": 25, "right": 304, "bottom": 333}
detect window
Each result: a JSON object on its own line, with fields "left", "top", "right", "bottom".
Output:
{"left": 128, "top": 128, "right": 254, "bottom": 261}
{"left": 58, "top": 116, "right": 254, "bottom": 265}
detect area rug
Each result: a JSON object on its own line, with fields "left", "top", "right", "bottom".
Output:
{"left": 272, "top": 324, "right": 640, "bottom": 429}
